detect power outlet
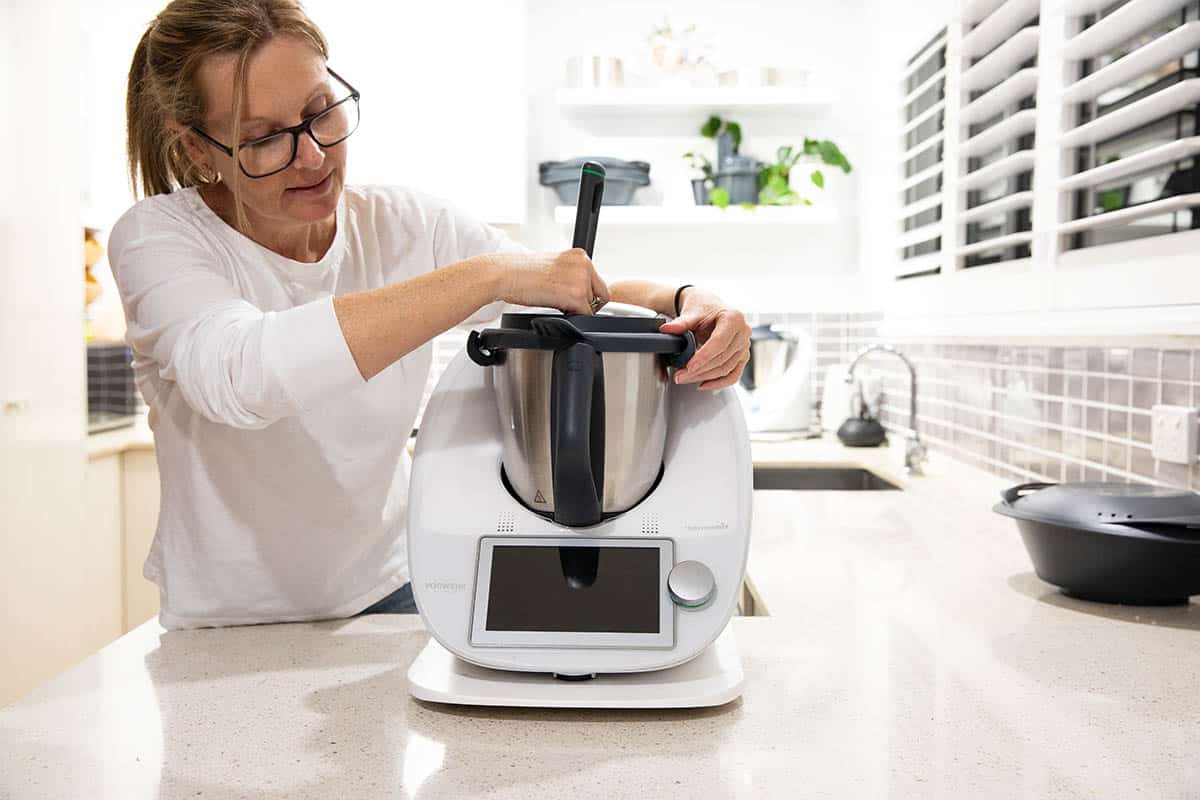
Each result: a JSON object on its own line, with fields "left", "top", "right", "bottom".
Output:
{"left": 1151, "top": 405, "right": 1199, "bottom": 465}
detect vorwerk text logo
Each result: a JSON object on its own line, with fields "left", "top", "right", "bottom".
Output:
{"left": 424, "top": 581, "right": 467, "bottom": 592}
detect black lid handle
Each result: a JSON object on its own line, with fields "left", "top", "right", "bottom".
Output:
{"left": 665, "top": 330, "right": 697, "bottom": 369}
{"left": 572, "top": 161, "right": 605, "bottom": 257}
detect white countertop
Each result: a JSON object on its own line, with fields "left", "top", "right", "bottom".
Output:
{"left": 7, "top": 436, "right": 1200, "bottom": 798}
{"left": 86, "top": 413, "right": 154, "bottom": 459}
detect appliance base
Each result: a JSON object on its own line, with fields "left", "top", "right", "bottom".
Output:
{"left": 407, "top": 625, "right": 744, "bottom": 709}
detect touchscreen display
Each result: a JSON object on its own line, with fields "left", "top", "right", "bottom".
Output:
{"left": 485, "top": 545, "right": 660, "bottom": 633}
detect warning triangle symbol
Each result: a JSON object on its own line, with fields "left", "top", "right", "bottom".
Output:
{"left": 533, "top": 490, "right": 547, "bottom": 504}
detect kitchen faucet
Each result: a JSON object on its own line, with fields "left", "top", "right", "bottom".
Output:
{"left": 844, "top": 344, "right": 927, "bottom": 475}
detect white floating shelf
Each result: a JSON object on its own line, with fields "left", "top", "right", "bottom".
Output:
{"left": 552, "top": 205, "right": 836, "bottom": 226}
{"left": 554, "top": 87, "right": 831, "bottom": 114}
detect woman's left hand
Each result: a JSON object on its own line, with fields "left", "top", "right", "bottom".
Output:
{"left": 658, "top": 287, "right": 751, "bottom": 391}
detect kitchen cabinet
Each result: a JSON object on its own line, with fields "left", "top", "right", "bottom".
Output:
{"left": 121, "top": 450, "right": 160, "bottom": 631}
{"left": 81, "top": 455, "right": 127, "bottom": 651}
{"left": 80, "top": 439, "right": 160, "bottom": 636}
{"left": 882, "top": 0, "right": 1200, "bottom": 337}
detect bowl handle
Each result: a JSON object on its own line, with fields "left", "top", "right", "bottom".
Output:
{"left": 1000, "top": 482, "right": 1055, "bottom": 505}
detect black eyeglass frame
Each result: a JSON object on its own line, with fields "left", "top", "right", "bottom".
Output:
{"left": 191, "top": 67, "right": 361, "bottom": 179}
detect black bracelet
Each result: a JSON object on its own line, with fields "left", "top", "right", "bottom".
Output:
{"left": 673, "top": 284, "right": 695, "bottom": 317}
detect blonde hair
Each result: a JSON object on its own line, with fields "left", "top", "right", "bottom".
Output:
{"left": 126, "top": 0, "right": 329, "bottom": 229}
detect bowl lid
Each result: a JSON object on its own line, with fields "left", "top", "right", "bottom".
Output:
{"left": 997, "top": 481, "right": 1200, "bottom": 529}
{"left": 538, "top": 157, "right": 651, "bottom": 173}
{"left": 499, "top": 312, "right": 662, "bottom": 334}
{"left": 468, "top": 313, "right": 696, "bottom": 368}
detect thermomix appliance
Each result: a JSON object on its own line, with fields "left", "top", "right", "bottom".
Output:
{"left": 405, "top": 163, "right": 753, "bottom": 708}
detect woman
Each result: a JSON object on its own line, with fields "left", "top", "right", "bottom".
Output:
{"left": 111, "top": 0, "right": 752, "bottom": 630}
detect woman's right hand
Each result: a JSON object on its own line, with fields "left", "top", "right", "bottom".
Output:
{"left": 488, "top": 248, "right": 610, "bottom": 315}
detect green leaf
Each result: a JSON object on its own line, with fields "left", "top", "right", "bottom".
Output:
{"left": 726, "top": 121, "right": 742, "bottom": 149}
{"left": 776, "top": 145, "right": 793, "bottom": 165}
{"left": 709, "top": 187, "right": 730, "bottom": 208}
{"left": 759, "top": 164, "right": 785, "bottom": 188}
{"left": 810, "top": 169, "right": 824, "bottom": 189}
{"left": 757, "top": 172, "right": 796, "bottom": 205}
{"left": 739, "top": 201, "right": 756, "bottom": 209}
{"left": 803, "top": 138, "right": 821, "bottom": 156}
{"left": 700, "top": 115, "right": 721, "bottom": 138}
{"left": 817, "top": 140, "right": 852, "bottom": 173}
{"left": 1099, "top": 189, "right": 1124, "bottom": 212}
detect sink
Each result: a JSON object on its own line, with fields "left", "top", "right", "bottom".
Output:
{"left": 753, "top": 467, "right": 901, "bottom": 491}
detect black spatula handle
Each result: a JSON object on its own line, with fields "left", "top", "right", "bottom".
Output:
{"left": 572, "top": 161, "right": 605, "bottom": 257}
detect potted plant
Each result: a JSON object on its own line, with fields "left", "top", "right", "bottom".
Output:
{"left": 683, "top": 122, "right": 853, "bottom": 209}
{"left": 758, "top": 139, "right": 853, "bottom": 206}
{"left": 700, "top": 114, "right": 743, "bottom": 166}
{"left": 702, "top": 114, "right": 761, "bottom": 205}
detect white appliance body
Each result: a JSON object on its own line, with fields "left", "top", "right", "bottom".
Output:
{"left": 739, "top": 328, "right": 813, "bottom": 433}
{"left": 407, "top": 348, "right": 753, "bottom": 677}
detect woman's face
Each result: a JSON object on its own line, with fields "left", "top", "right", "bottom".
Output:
{"left": 190, "top": 36, "right": 347, "bottom": 227}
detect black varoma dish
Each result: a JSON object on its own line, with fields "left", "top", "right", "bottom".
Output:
{"left": 994, "top": 482, "right": 1200, "bottom": 605}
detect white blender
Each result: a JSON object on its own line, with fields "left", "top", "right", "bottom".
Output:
{"left": 405, "top": 163, "right": 754, "bottom": 709}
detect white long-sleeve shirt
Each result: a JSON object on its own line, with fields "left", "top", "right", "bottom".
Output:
{"left": 108, "top": 184, "right": 520, "bottom": 629}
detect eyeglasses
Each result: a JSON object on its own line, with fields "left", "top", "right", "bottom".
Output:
{"left": 192, "top": 68, "right": 360, "bottom": 179}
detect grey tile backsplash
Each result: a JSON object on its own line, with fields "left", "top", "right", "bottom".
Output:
{"left": 754, "top": 311, "right": 1200, "bottom": 491}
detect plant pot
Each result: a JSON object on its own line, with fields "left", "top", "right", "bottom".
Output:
{"left": 716, "top": 130, "right": 736, "bottom": 166}
{"left": 714, "top": 169, "right": 759, "bottom": 205}
{"left": 691, "top": 178, "right": 711, "bottom": 205}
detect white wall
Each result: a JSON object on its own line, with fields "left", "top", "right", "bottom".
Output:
{"left": 521, "top": 0, "right": 877, "bottom": 312}
{"left": 1, "top": 0, "right": 88, "bottom": 705}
